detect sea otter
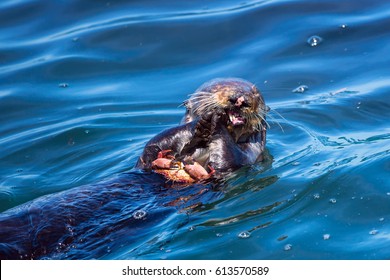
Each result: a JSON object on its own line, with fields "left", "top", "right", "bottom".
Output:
{"left": 136, "top": 78, "right": 267, "bottom": 180}
{"left": 0, "top": 78, "right": 267, "bottom": 260}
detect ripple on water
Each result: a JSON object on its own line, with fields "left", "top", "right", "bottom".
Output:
{"left": 292, "top": 85, "right": 309, "bottom": 93}
{"left": 369, "top": 229, "right": 379, "bottom": 235}
{"left": 132, "top": 209, "right": 147, "bottom": 220}
{"left": 307, "top": 35, "right": 323, "bottom": 47}
{"left": 58, "top": 83, "right": 69, "bottom": 88}
{"left": 238, "top": 231, "right": 251, "bottom": 239}
{"left": 1, "top": 0, "right": 390, "bottom": 261}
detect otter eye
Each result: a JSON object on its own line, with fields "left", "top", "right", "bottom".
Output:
{"left": 229, "top": 97, "right": 237, "bottom": 104}
{"left": 242, "top": 101, "right": 250, "bottom": 107}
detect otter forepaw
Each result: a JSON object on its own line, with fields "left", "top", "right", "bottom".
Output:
{"left": 194, "top": 111, "right": 214, "bottom": 140}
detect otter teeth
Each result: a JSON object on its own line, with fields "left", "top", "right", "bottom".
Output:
{"left": 229, "top": 111, "right": 245, "bottom": 125}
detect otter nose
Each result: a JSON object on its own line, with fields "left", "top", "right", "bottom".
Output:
{"left": 229, "top": 95, "right": 249, "bottom": 107}
{"left": 234, "top": 96, "right": 245, "bottom": 107}
{"left": 229, "top": 96, "right": 246, "bottom": 107}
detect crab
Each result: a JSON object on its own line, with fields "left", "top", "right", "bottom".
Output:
{"left": 151, "top": 150, "right": 215, "bottom": 183}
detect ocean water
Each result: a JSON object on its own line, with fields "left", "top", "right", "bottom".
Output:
{"left": 0, "top": 0, "right": 389, "bottom": 259}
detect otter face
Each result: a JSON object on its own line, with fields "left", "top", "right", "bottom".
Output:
{"left": 182, "top": 78, "right": 267, "bottom": 138}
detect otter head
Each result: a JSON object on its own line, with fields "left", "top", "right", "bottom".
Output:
{"left": 182, "top": 78, "right": 267, "bottom": 141}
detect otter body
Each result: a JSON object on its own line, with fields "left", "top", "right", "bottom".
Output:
{"left": 0, "top": 78, "right": 267, "bottom": 259}
{"left": 137, "top": 78, "right": 267, "bottom": 173}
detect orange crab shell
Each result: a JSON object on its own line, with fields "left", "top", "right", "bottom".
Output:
{"left": 153, "top": 168, "right": 196, "bottom": 183}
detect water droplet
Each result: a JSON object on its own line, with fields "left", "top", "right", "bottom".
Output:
{"left": 84, "top": 130, "right": 90, "bottom": 134}
{"left": 59, "top": 83, "right": 69, "bottom": 88}
{"left": 307, "top": 35, "right": 323, "bottom": 47}
{"left": 72, "top": 37, "right": 79, "bottom": 42}
{"left": 340, "top": 24, "right": 348, "bottom": 29}
{"left": 188, "top": 226, "right": 196, "bottom": 231}
{"left": 379, "top": 217, "right": 385, "bottom": 222}
{"left": 313, "top": 193, "right": 320, "bottom": 199}
{"left": 386, "top": 192, "right": 390, "bottom": 196}
{"left": 284, "top": 244, "right": 292, "bottom": 251}
{"left": 329, "top": 198, "right": 337, "bottom": 204}
{"left": 238, "top": 231, "right": 251, "bottom": 239}
{"left": 132, "top": 210, "right": 147, "bottom": 219}
{"left": 369, "top": 229, "right": 379, "bottom": 235}
{"left": 323, "top": 234, "right": 331, "bottom": 240}
{"left": 291, "top": 161, "right": 300, "bottom": 166}
{"left": 216, "top": 233, "right": 223, "bottom": 237}
{"left": 292, "top": 85, "right": 309, "bottom": 93}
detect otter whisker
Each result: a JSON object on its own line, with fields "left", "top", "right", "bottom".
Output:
{"left": 191, "top": 94, "right": 222, "bottom": 116}
{"left": 251, "top": 113, "right": 270, "bottom": 131}
{"left": 252, "top": 110, "right": 269, "bottom": 127}
{"left": 188, "top": 96, "right": 216, "bottom": 108}
{"left": 245, "top": 114, "right": 258, "bottom": 132}
{"left": 194, "top": 105, "right": 218, "bottom": 115}
{"left": 267, "top": 108, "right": 286, "bottom": 122}
{"left": 264, "top": 110, "right": 285, "bottom": 132}
{"left": 187, "top": 91, "right": 213, "bottom": 99}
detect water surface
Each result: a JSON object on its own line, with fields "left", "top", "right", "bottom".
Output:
{"left": 0, "top": 0, "right": 389, "bottom": 259}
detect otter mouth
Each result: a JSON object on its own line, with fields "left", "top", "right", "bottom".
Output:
{"left": 228, "top": 110, "right": 245, "bottom": 126}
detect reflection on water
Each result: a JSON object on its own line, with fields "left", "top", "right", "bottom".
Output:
{"left": 0, "top": 0, "right": 389, "bottom": 259}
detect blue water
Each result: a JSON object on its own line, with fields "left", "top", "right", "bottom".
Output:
{"left": 0, "top": 0, "right": 389, "bottom": 259}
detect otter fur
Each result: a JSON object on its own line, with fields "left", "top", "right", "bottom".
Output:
{"left": 136, "top": 78, "right": 267, "bottom": 173}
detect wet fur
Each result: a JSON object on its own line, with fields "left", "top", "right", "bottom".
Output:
{"left": 0, "top": 78, "right": 267, "bottom": 259}
{"left": 137, "top": 78, "right": 267, "bottom": 173}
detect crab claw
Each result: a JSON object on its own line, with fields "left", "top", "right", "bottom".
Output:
{"left": 152, "top": 152, "right": 182, "bottom": 170}
{"left": 184, "top": 162, "right": 214, "bottom": 180}
{"left": 157, "top": 149, "right": 175, "bottom": 159}
{"left": 207, "top": 165, "right": 215, "bottom": 176}
{"left": 152, "top": 158, "right": 173, "bottom": 169}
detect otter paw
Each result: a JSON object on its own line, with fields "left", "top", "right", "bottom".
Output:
{"left": 194, "top": 111, "right": 213, "bottom": 139}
